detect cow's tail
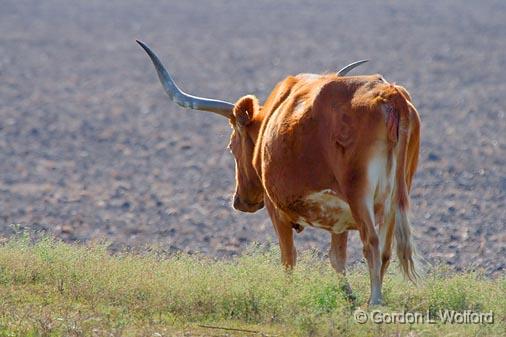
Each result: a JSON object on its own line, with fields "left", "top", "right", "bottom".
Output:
{"left": 385, "top": 85, "right": 420, "bottom": 282}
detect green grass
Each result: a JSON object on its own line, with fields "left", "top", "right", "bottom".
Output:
{"left": 0, "top": 236, "right": 504, "bottom": 337}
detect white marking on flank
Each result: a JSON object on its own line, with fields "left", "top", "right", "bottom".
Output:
{"left": 300, "top": 189, "right": 355, "bottom": 234}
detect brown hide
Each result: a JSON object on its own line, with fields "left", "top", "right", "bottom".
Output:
{"left": 251, "top": 74, "right": 419, "bottom": 223}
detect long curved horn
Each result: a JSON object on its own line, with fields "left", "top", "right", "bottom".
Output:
{"left": 137, "top": 40, "right": 234, "bottom": 118}
{"left": 336, "top": 59, "right": 369, "bottom": 76}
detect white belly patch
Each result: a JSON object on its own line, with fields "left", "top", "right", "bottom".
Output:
{"left": 295, "top": 189, "right": 355, "bottom": 234}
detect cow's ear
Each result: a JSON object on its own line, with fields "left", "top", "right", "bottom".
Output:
{"left": 233, "top": 95, "right": 259, "bottom": 127}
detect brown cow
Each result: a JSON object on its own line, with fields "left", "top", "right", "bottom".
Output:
{"left": 137, "top": 41, "right": 421, "bottom": 305}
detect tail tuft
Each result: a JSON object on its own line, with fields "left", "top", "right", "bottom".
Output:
{"left": 395, "top": 208, "right": 420, "bottom": 282}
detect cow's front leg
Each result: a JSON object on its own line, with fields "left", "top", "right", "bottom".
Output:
{"left": 330, "top": 231, "right": 354, "bottom": 298}
{"left": 274, "top": 218, "right": 296, "bottom": 268}
{"left": 265, "top": 198, "right": 296, "bottom": 268}
{"left": 379, "top": 212, "right": 395, "bottom": 283}
{"left": 329, "top": 231, "right": 348, "bottom": 274}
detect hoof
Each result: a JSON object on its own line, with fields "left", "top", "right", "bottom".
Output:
{"left": 368, "top": 298, "right": 384, "bottom": 307}
{"left": 339, "top": 279, "right": 357, "bottom": 304}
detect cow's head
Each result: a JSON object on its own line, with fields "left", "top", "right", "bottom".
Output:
{"left": 228, "top": 95, "right": 264, "bottom": 212}
{"left": 137, "top": 41, "right": 264, "bottom": 212}
{"left": 137, "top": 40, "right": 366, "bottom": 213}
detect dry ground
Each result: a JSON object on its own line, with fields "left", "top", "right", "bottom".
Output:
{"left": 0, "top": 0, "right": 505, "bottom": 274}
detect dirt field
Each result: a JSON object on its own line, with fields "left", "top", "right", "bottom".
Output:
{"left": 0, "top": 0, "right": 504, "bottom": 274}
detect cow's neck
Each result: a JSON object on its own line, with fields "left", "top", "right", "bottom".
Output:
{"left": 249, "top": 109, "right": 268, "bottom": 182}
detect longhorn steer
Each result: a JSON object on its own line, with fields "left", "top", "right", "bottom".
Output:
{"left": 137, "top": 41, "right": 421, "bottom": 305}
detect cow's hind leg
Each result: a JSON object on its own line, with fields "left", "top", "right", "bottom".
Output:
{"left": 350, "top": 198, "right": 383, "bottom": 305}
{"left": 265, "top": 198, "right": 296, "bottom": 268}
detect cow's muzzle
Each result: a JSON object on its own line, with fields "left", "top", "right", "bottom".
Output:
{"left": 233, "top": 195, "right": 264, "bottom": 213}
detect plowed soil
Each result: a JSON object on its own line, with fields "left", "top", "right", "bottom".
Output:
{"left": 1, "top": 0, "right": 504, "bottom": 274}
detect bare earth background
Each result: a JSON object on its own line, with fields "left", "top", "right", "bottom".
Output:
{"left": 0, "top": 0, "right": 504, "bottom": 274}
